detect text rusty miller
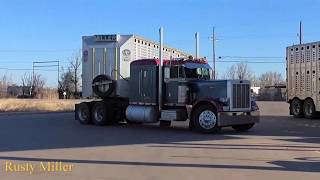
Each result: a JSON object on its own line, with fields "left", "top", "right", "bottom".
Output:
{"left": 4, "top": 161, "right": 74, "bottom": 174}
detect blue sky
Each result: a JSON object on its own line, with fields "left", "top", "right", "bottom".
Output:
{"left": 1, "top": 0, "right": 320, "bottom": 87}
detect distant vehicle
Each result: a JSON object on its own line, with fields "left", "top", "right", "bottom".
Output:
{"left": 75, "top": 34, "right": 259, "bottom": 133}
{"left": 287, "top": 41, "right": 320, "bottom": 118}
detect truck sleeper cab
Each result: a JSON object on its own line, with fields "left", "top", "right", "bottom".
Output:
{"left": 75, "top": 58, "right": 259, "bottom": 133}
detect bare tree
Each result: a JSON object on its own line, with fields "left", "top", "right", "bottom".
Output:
{"left": 223, "top": 62, "right": 253, "bottom": 80}
{"left": 33, "top": 74, "right": 46, "bottom": 97}
{"left": 58, "top": 67, "right": 75, "bottom": 99}
{"left": 70, "top": 57, "right": 81, "bottom": 95}
{"left": 69, "top": 50, "right": 82, "bottom": 98}
{"left": 258, "top": 72, "right": 284, "bottom": 87}
{"left": 0, "top": 74, "right": 12, "bottom": 98}
{"left": 21, "top": 73, "right": 32, "bottom": 96}
{"left": 20, "top": 73, "right": 46, "bottom": 98}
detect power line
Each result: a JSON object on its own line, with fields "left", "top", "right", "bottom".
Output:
{"left": 218, "top": 56, "right": 285, "bottom": 59}
{"left": 207, "top": 60, "right": 285, "bottom": 64}
{"left": 0, "top": 67, "right": 58, "bottom": 71}
{"left": 0, "top": 49, "right": 78, "bottom": 53}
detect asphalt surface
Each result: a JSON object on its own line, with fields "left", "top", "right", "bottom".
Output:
{"left": 0, "top": 101, "right": 319, "bottom": 180}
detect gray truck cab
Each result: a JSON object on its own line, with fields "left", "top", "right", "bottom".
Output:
{"left": 126, "top": 58, "right": 259, "bottom": 133}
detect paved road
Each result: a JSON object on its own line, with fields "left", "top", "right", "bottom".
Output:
{"left": 0, "top": 102, "right": 319, "bottom": 180}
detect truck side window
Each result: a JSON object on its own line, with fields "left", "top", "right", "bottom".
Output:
{"left": 170, "top": 66, "right": 179, "bottom": 78}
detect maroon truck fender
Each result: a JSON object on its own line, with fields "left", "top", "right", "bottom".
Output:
{"left": 190, "top": 98, "right": 225, "bottom": 118}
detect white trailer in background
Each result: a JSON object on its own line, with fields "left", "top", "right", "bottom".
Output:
{"left": 287, "top": 41, "right": 320, "bottom": 118}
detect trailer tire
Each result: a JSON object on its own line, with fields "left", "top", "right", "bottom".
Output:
{"left": 76, "top": 102, "right": 91, "bottom": 124}
{"left": 91, "top": 102, "right": 114, "bottom": 125}
{"left": 232, "top": 123, "right": 255, "bottom": 132}
{"left": 92, "top": 75, "right": 115, "bottom": 98}
{"left": 191, "top": 104, "right": 221, "bottom": 133}
{"left": 303, "top": 99, "right": 316, "bottom": 119}
{"left": 291, "top": 98, "right": 303, "bottom": 118}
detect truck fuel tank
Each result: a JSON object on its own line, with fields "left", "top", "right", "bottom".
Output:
{"left": 125, "top": 105, "right": 159, "bottom": 123}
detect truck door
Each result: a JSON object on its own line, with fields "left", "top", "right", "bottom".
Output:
{"left": 142, "top": 68, "right": 152, "bottom": 103}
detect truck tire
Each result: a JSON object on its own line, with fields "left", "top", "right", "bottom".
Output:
{"left": 92, "top": 75, "right": 115, "bottom": 98}
{"left": 91, "top": 102, "right": 114, "bottom": 125}
{"left": 303, "top": 99, "right": 316, "bottom": 119}
{"left": 191, "top": 104, "right": 221, "bottom": 133}
{"left": 160, "top": 120, "right": 171, "bottom": 127}
{"left": 291, "top": 99, "right": 303, "bottom": 118}
{"left": 232, "top": 123, "right": 255, "bottom": 132}
{"left": 76, "top": 102, "right": 91, "bottom": 124}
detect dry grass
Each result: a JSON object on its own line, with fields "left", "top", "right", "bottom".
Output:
{"left": 0, "top": 99, "right": 81, "bottom": 112}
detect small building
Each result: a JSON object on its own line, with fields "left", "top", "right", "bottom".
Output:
{"left": 7, "top": 85, "right": 31, "bottom": 97}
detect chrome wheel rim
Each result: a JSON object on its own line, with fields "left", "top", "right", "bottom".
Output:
{"left": 199, "top": 110, "right": 217, "bottom": 129}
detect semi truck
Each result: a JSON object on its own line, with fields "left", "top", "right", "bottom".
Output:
{"left": 75, "top": 31, "right": 259, "bottom": 133}
{"left": 287, "top": 41, "right": 320, "bottom": 118}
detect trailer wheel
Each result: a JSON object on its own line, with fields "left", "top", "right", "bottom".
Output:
{"left": 191, "top": 104, "right": 221, "bottom": 133}
{"left": 91, "top": 102, "right": 113, "bottom": 125}
{"left": 291, "top": 99, "right": 303, "bottom": 118}
{"left": 160, "top": 120, "right": 171, "bottom": 127}
{"left": 232, "top": 123, "right": 255, "bottom": 132}
{"left": 76, "top": 102, "right": 91, "bottom": 124}
{"left": 303, "top": 99, "right": 316, "bottom": 119}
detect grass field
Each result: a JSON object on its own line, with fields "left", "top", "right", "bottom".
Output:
{"left": 0, "top": 99, "right": 81, "bottom": 112}
{"left": 0, "top": 99, "right": 287, "bottom": 113}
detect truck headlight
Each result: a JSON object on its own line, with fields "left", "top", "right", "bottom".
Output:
{"left": 219, "top": 97, "right": 229, "bottom": 104}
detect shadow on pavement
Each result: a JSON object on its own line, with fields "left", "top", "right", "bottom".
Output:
{"left": 0, "top": 113, "right": 319, "bottom": 152}
{"left": 0, "top": 113, "right": 242, "bottom": 152}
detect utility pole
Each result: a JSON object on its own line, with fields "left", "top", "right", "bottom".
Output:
{"left": 212, "top": 27, "right": 216, "bottom": 80}
{"left": 195, "top": 32, "right": 200, "bottom": 59}
{"left": 299, "top": 21, "right": 303, "bottom": 44}
{"left": 158, "top": 27, "right": 163, "bottom": 113}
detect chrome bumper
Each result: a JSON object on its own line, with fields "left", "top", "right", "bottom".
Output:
{"left": 218, "top": 111, "right": 260, "bottom": 127}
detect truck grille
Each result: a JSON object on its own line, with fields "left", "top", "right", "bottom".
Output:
{"left": 232, "top": 83, "right": 250, "bottom": 109}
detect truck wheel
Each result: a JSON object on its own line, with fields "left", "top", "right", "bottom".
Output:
{"left": 232, "top": 123, "right": 255, "bottom": 132}
{"left": 191, "top": 104, "right": 221, "bottom": 133}
{"left": 160, "top": 120, "right": 171, "bottom": 127}
{"left": 76, "top": 102, "right": 91, "bottom": 124}
{"left": 291, "top": 99, "right": 303, "bottom": 118}
{"left": 303, "top": 99, "right": 316, "bottom": 119}
{"left": 91, "top": 102, "right": 113, "bottom": 125}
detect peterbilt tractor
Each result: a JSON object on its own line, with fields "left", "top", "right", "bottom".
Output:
{"left": 75, "top": 57, "right": 260, "bottom": 133}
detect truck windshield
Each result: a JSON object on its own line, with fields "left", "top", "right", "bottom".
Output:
{"left": 184, "top": 67, "right": 210, "bottom": 80}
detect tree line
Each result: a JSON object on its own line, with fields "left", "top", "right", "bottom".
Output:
{"left": 220, "top": 62, "right": 285, "bottom": 87}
